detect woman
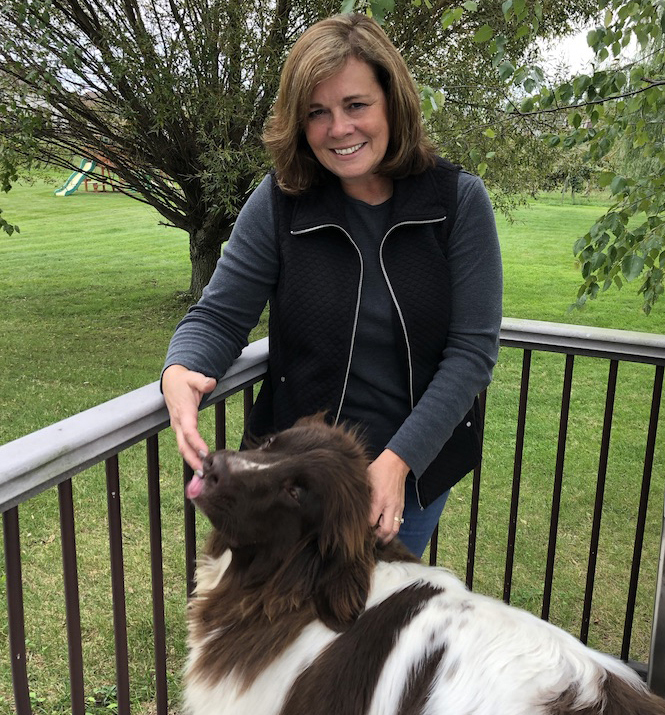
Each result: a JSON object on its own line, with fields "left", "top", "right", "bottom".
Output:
{"left": 162, "top": 13, "right": 502, "bottom": 557}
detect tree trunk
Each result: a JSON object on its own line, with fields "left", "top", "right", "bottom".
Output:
{"left": 188, "top": 222, "right": 232, "bottom": 301}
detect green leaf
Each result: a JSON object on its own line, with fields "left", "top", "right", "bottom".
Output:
{"left": 441, "top": 7, "right": 464, "bottom": 30}
{"left": 622, "top": 254, "right": 645, "bottom": 282}
{"left": 340, "top": 0, "right": 356, "bottom": 13}
{"left": 462, "top": 1, "right": 478, "bottom": 10}
{"left": 597, "top": 171, "right": 615, "bottom": 188}
{"left": 498, "top": 61, "right": 515, "bottom": 81}
{"left": 523, "top": 77, "right": 536, "bottom": 93}
{"left": 369, "top": 0, "right": 394, "bottom": 23}
{"left": 573, "top": 237, "right": 588, "bottom": 255}
{"left": 501, "top": 0, "right": 513, "bottom": 18}
{"left": 512, "top": 0, "right": 526, "bottom": 17}
{"left": 591, "top": 251, "right": 607, "bottom": 271}
{"left": 477, "top": 162, "right": 488, "bottom": 177}
{"left": 483, "top": 127, "right": 496, "bottom": 138}
{"left": 572, "top": 75, "right": 591, "bottom": 97}
{"left": 520, "top": 96, "right": 534, "bottom": 113}
{"left": 473, "top": 24, "right": 494, "bottom": 43}
{"left": 610, "top": 175, "right": 627, "bottom": 195}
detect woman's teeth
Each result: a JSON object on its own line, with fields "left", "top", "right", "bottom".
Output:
{"left": 334, "top": 143, "right": 364, "bottom": 155}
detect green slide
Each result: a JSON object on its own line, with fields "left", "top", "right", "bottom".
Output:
{"left": 54, "top": 159, "right": 96, "bottom": 196}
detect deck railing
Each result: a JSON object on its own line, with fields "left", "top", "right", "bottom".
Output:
{"left": 1, "top": 318, "right": 665, "bottom": 714}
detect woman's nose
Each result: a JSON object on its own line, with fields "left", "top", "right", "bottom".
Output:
{"left": 329, "top": 110, "right": 353, "bottom": 138}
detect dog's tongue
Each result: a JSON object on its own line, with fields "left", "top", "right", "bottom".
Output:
{"left": 186, "top": 474, "right": 204, "bottom": 500}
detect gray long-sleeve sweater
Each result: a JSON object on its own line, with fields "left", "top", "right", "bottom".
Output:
{"left": 164, "top": 170, "right": 503, "bottom": 478}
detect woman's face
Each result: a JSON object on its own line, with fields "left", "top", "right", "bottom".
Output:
{"left": 304, "top": 57, "right": 391, "bottom": 201}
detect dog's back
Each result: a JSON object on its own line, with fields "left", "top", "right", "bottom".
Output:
{"left": 184, "top": 419, "right": 665, "bottom": 715}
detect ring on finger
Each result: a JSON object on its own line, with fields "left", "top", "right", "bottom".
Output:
{"left": 394, "top": 516, "right": 405, "bottom": 524}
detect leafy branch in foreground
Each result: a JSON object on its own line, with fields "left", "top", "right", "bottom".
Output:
{"left": 472, "top": 0, "right": 665, "bottom": 313}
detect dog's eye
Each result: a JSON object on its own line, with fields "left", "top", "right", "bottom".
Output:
{"left": 285, "top": 486, "right": 303, "bottom": 503}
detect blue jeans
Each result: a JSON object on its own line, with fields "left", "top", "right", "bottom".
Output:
{"left": 398, "top": 480, "right": 450, "bottom": 558}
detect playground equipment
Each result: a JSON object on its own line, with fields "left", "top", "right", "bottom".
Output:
{"left": 54, "top": 155, "right": 176, "bottom": 197}
{"left": 54, "top": 158, "right": 96, "bottom": 196}
{"left": 54, "top": 157, "right": 118, "bottom": 196}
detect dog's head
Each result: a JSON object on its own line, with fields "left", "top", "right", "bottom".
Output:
{"left": 189, "top": 416, "right": 376, "bottom": 629}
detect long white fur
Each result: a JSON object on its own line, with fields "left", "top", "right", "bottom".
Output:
{"left": 184, "top": 555, "right": 649, "bottom": 715}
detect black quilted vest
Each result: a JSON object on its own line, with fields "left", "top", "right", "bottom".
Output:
{"left": 246, "top": 157, "right": 482, "bottom": 506}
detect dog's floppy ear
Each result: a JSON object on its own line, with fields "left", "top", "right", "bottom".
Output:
{"left": 261, "top": 541, "right": 327, "bottom": 621}
{"left": 261, "top": 538, "right": 373, "bottom": 632}
{"left": 314, "top": 470, "right": 375, "bottom": 630}
{"left": 313, "top": 543, "right": 374, "bottom": 631}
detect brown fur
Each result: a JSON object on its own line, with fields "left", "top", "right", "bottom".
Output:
{"left": 546, "top": 672, "right": 665, "bottom": 715}
{"left": 188, "top": 416, "right": 416, "bottom": 689}
{"left": 186, "top": 416, "right": 665, "bottom": 714}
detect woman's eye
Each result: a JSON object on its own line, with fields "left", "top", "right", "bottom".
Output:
{"left": 348, "top": 102, "right": 366, "bottom": 110}
{"left": 308, "top": 108, "right": 326, "bottom": 119}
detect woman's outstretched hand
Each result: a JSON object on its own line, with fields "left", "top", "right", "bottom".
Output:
{"left": 162, "top": 364, "right": 217, "bottom": 471}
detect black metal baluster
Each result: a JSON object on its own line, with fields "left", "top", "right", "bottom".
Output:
{"left": 466, "top": 390, "right": 487, "bottom": 590}
{"left": 504, "top": 350, "right": 531, "bottom": 604}
{"left": 580, "top": 360, "right": 618, "bottom": 644}
{"left": 184, "top": 460, "right": 196, "bottom": 599}
{"left": 58, "top": 480, "right": 85, "bottom": 714}
{"left": 106, "top": 455, "right": 130, "bottom": 713}
{"left": 147, "top": 436, "right": 168, "bottom": 714}
{"left": 3, "top": 507, "right": 31, "bottom": 715}
{"left": 542, "top": 354, "right": 575, "bottom": 621}
{"left": 622, "top": 365, "right": 664, "bottom": 659}
{"left": 215, "top": 400, "right": 227, "bottom": 451}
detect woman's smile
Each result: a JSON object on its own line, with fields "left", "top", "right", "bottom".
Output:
{"left": 332, "top": 142, "right": 366, "bottom": 156}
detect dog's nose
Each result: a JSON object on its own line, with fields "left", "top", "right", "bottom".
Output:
{"left": 202, "top": 453, "right": 215, "bottom": 472}
{"left": 202, "top": 451, "right": 230, "bottom": 485}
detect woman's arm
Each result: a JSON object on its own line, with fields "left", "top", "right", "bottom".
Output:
{"left": 385, "top": 171, "right": 503, "bottom": 478}
{"left": 162, "top": 175, "right": 279, "bottom": 469}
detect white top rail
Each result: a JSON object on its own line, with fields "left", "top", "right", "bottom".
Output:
{"left": 0, "top": 338, "right": 269, "bottom": 513}
{"left": 2, "top": 319, "right": 665, "bottom": 512}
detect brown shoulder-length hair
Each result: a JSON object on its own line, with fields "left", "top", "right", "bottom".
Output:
{"left": 263, "top": 13, "right": 437, "bottom": 195}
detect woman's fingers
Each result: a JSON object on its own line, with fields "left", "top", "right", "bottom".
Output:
{"left": 162, "top": 365, "right": 216, "bottom": 471}
{"left": 367, "top": 449, "right": 409, "bottom": 543}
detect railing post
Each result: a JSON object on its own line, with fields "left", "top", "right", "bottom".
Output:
{"left": 58, "top": 480, "right": 85, "bottom": 715}
{"left": 648, "top": 490, "right": 665, "bottom": 696}
{"left": 184, "top": 461, "right": 197, "bottom": 599}
{"left": 146, "top": 435, "right": 168, "bottom": 714}
{"left": 106, "top": 455, "right": 131, "bottom": 714}
{"left": 3, "top": 507, "right": 31, "bottom": 715}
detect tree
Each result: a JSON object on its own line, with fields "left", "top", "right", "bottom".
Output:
{"left": 1, "top": 0, "right": 339, "bottom": 297}
{"left": 538, "top": 1, "right": 665, "bottom": 314}
{"left": 440, "top": 0, "right": 664, "bottom": 313}
{"left": 1, "top": 0, "right": 597, "bottom": 299}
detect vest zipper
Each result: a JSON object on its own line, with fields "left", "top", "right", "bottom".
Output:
{"left": 379, "top": 217, "right": 447, "bottom": 509}
{"left": 379, "top": 217, "right": 448, "bottom": 410}
{"left": 290, "top": 224, "right": 364, "bottom": 426}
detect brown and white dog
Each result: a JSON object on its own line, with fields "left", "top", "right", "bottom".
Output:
{"left": 183, "top": 416, "right": 665, "bottom": 715}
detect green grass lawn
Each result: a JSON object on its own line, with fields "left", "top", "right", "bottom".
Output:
{"left": 0, "top": 176, "right": 664, "bottom": 713}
